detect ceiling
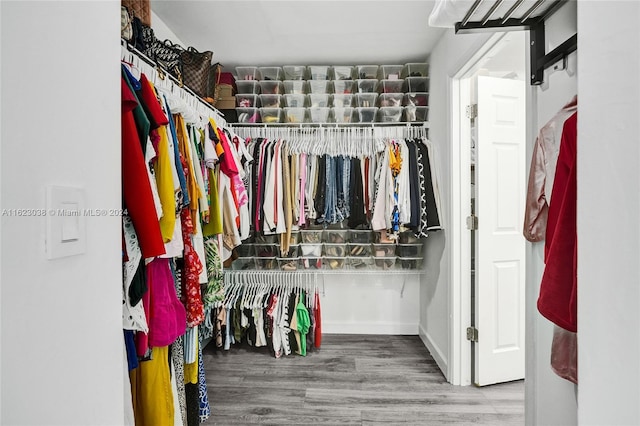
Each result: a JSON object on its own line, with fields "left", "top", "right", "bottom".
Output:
{"left": 151, "top": 1, "right": 448, "bottom": 75}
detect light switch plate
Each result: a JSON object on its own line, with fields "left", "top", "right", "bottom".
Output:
{"left": 46, "top": 185, "right": 86, "bottom": 259}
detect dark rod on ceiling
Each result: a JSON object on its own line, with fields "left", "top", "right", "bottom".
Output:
{"left": 481, "top": 0, "right": 506, "bottom": 25}
{"left": 520, "top": 0, "right": 547, "bottom": 23}
{"left": 461, "top": 0, "right": 485, "bottom": 26}
{"left": 501, "top": 0, "right": 526, "bottom": 24}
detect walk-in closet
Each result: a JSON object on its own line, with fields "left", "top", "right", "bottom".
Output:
{"left": 2, "top": 1, "right": 640, "bottom": 425}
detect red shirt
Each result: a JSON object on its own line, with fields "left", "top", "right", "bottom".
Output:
{"left": 538, "top": 112, "right": 577, "bottom": 332}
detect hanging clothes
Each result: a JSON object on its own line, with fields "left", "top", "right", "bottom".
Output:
{"left": 538, "top": 112, "right": 578, "bottom": 333}
{"left": 524, "top": 96, "right": 578, "bottom": 242}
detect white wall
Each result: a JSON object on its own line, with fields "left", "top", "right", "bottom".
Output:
{"left": 151, "top": 10, "right": 186, "bottom": 46}
{"left": 421, "top": 29, "right": 493, "bottom": 380}
{"left": 578, "top": 2, "right": 640, "bottom": 424}
{"left": 525, "top": 3, "right": 579, "bottom": 425}
{"left": 322, "top": 274, "right": 420, "bottom": 335}
{"left": 0, "top": 1, "right": 123, "bottom": 425}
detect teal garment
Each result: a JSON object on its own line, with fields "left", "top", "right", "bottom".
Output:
{"left": 295, "top": 292, "right": 311, "bottom": 356}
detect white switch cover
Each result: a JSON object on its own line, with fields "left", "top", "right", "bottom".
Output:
{"left": 46, "top": 186, "right": 86, "bottom": 259}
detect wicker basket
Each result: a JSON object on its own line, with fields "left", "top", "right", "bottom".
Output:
{"left": 122, "top": 0, "right": 151, "bottom": 27}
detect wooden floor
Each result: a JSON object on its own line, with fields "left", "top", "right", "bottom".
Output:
{"left": 202, "top": 334, "right": 524, "bottom": 425}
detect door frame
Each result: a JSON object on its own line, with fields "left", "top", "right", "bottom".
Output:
{"left": 448, "top": 31, "right": 533, "bottom": 386}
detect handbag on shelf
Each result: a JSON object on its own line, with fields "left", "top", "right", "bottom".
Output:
{"left": 121, "top": 6, "right": 133, "bottom": 41}
{"left": 122, "top": 0, "right": 151, "bottom": 27}
{"left": 205, "top": 62, "right": 222, "bottom": 105}
{"left": 179, "top": 47, "right": 213, "bottom": 99}
{"left": 141, "top": 25, "right": 183, "bottom": 82}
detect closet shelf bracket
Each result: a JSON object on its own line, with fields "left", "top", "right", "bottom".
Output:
{"left": 453, "top": 0, "right": 577, "bottom": 85}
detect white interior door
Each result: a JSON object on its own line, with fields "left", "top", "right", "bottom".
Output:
{"left": 474, "top": 75, "right": 526, "bottom": 386}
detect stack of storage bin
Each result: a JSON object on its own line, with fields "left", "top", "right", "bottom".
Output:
{"left": 231, "top": 229, "right": 424, "bottom": 271}
{"left": 234, "top": 62, "right": 429, "bottom": 124}
{"left": 235, "top": 66, "right": 261, "bottom": 123}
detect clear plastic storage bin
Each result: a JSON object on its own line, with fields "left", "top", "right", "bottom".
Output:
{"left": 255, "top": 234, "right": 278, "bottom": 244}
{"left": 236, "top": 244, "right": 254, "bottom": 257}
{"left": 378, "top": 93, "right": 404, "bottom": 107}
{"left": 236, "top": 80, "right": 260, "bottom": 95}
{"left": 323, "top": 229, "right": 349, "bottom": 243}
{"left": 277, "top": 257, "right": 299, "bottom": 271}
{"left": 332, "top": 94, "right": 353, "bottom": 108}
{"left": 332, "top": 80, "right": 355, "bottom": 94}
{"left": 259, "top": 94, "right": 282, "bottom": 108}
{"left": 373, "top": 243, "right": 396, "bottom": 257}
{"left": 283, "top": 80, "right": 306, "bottom": 95}
{"left": 322, "top": 243, "right": 347, "bottom": 257}
{"left": 402, "top": 62, "right": 429, "bottom": 78}
{"left": 307, "top": 80, "right": 331, "bottom": 94}
{"left": 308, "top": 65, "right": 330, "bottom": 80}
{"left": 356, "top": 79, "right": 378, "bottom": 93}
{"left": 332, "top": 66, "right": 354, "bottom": 81}
{"left": 378, "top": 107, "right": 403, "bottom": 122}
{"left": 299, "top": 243, "right": 322, "bottom": 257}
{"left": 349, "top": 229, "right": 373, "bottom": 243}
{"left": 300, "top": 229, "right": 323, "bottom": 243}
{"left": 280, "top": 245, "right": 299, "bottom": 258}
{"left": 379, "top": 65, "right": 403, "bottom": 80}
{"left": 256, "top": 257, "right": 277, "bottom": 270}
{"left": 259, "top": 80, "right": 283, "bottom": 95}
{"left": 255, "top": 243, "right": 279, "bottom": 257}
{"left": 284, "top": 94, "right": 307, "bottom": 108}
{"left": 404, "top": 92, "right": 429, "bottom": 107}
{"left": 356, "top": 65, "right": 379, "bottom": 79}
{"left": 260, "top": 107, "right": 283, "bottom": 123}
{"left": 283, "top": 65, "right": 307, "bottom": 80}
{"left": 236, "top": 94, "right": 259, "bottom": 108}
{"left": 405, "top": 106, "right": 429, "bottom": 122}
{"left": 396, "top": 243, "right": 423, "bottom": 257}
{"left": 308, "top": 107, "right": 330, "bottom": 123}
{"left": 355, "top": 93, "right": 378, "bottom": 108}
{"left": 301, "top": 257, "right": 323, "bottom": 270}
{"left": 405, "top": 77, "right": 430, "bottom": 92}
{"left": 398, "top": 231, "right": 420, "bottom": 244}
{"left": 232, "top": 257, "right": 256, "bottom": 270}
{"left": 287, "top": 231, "right": 300, "bottom": 245}
{"left": 236, "top": 107, "right": 261, "bottom": 123}
{"left": 331, "top": 107, "right": 354, "bottom": 123}
{"left": 356, "top": 107, "right": 378, "bottom": 123}
{"left": 347, "top": 243, "right": 372, "bottom": 257}
{"left": 258, "top": 66, "right": 283, "bottom": 81}
{"left": 398, "top": 257, "right": 423, "bottom": 270}
{"left": 379, "top": 79, "right": 405, "bottom": 94}
{"left": 284, "top": 107, "right": 306, "bottom": 123}
{"left": 374, "top": 256, "right": 397, "bottom": 270}
{"left": 235, "top": 66, "right": 260, "bottom": 80}
{"left": 308, "top": 94, "right": 330, "bottom": 108}
{"left": 323, "top": 257, "right": 347, "bottom": 270}
{"left": 348, "top": 256, "right": 374, "bottom": 270}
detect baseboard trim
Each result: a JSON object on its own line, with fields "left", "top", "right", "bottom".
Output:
{"left": 419, "top": 323, "right": 449, "bottom": 381}
{"left": 323, "top": 321, "right": 419, "bottom": 335}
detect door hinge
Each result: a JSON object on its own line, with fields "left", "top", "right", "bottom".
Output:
{"left": 466, "top": 214, "right": 478, "bottom": 230}
{"left": 466, "top": 104, "right": 478, "bottom": 119}
{"left": 466, "top": 326, "right": 478, "bottom": 342}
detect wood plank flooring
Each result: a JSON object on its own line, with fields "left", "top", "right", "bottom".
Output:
{"left": 202, "top": 334, "right": 524, "bottom": 425}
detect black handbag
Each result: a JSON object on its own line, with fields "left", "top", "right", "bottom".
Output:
{"left": 141, "top": 26, "right": 183, "bottom": 82}
{"left": 179, "top": 47, "right": 213, "bottom": 99}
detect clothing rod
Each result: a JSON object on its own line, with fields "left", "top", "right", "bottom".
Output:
{"left": 121, "top": 39, "right": 224, "bottom": 119}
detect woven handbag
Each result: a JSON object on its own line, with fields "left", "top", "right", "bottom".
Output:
{"left": 179, "top": 47, "right": 213, "bottom": 99}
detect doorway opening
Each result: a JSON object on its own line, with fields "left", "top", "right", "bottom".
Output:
{"left": 450, "top": 31, "right": 530, "bottom": 386}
